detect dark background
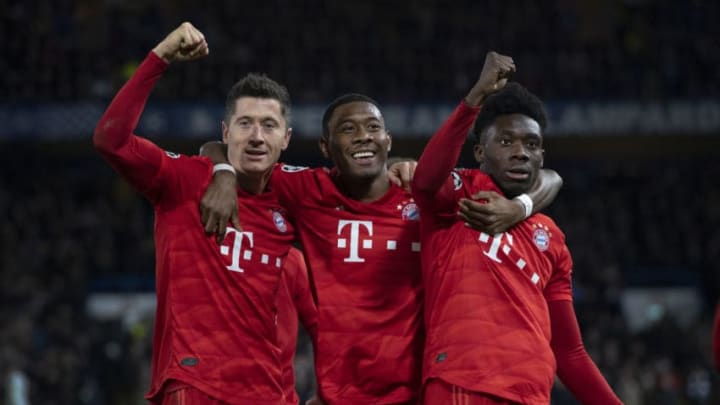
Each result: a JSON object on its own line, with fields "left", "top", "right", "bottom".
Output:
{"left": 2, "top": 1, "right": 719, "bottom": 404}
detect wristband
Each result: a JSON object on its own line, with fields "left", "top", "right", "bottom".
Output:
{"left": 514, "top": 193, "right": 533, "bottom": 219}
{"left": 212, "top": 163, "right": 237, "bottom": 176}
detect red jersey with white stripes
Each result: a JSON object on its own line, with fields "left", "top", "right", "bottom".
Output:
{"left": 270, "top": 165, "right": 424, "bottom": 404}
{"left": 414, "top": 168, "right": 573, "bottom": 405}
{"left": 94, "top": 52, "right": 293, "bottom": 404}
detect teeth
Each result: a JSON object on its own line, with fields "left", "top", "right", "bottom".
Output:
{"left": 352, "top": 151, "right": 375, "bottom": 159}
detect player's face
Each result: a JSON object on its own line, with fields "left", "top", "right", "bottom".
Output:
{"left": 222, "top": 97, "right": 291, "bottom": 177}
{"left": 320, "top": 101, "right": 391, "bottom": 180}
{"left": 474, "top": 114, "right": 544, "bottom": 198}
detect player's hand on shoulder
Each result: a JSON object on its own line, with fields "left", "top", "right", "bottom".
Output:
{"left": 152, "top": 21, "right": 209, "bottom": 64}
{"left": 458, "top": 190, "right": 525, "bottom": 234}
{"left": 388, "top": 159, "right": 417, "bottom": 191}
{"left": 200, "top": 170, "right": 241, "bottom": 243}
{"left": 465, "top": 51, "right": 515, "bottom": 106}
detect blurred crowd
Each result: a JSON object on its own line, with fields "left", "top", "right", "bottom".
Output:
{"left": 2, "top": 0, "right": 720, "bottom": 104}
{"left": 1, "top": 143, "right": 719, "bottom": 404}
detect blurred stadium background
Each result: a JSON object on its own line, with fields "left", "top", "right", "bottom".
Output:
{"left": 2, "top": 0, "right": 720, "bottom": 404}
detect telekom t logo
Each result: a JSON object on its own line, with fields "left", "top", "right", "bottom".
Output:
{"left": 479, "top": 232, "right": 540, "bottom": 285}
{"left": 220, "top": 228, "right": 254, "bottom": 272}
{"left": 337, "top": 220, "right": 373, "bottom": 263}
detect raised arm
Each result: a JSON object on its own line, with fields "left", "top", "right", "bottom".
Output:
{"left": 93, "top": 22, "right": 209, "bottom": 199}
{"left": 412, "top": 52, "right": 515, "bottom": 198}
{"left": 550, "top": 300, "right": 623, "bottom": 404}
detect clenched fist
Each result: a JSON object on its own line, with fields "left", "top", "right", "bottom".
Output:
{"left": 465, "top": 51, "right": 515, "bottom": 106}
{"left": 152, "top": 22, "right": 209, "bottom": 64}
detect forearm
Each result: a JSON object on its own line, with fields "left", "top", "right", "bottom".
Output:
{"left": 527, "top": 169, "right": 563, "bottom": 213}
{"left": 199, "top": 141, "right": 230, "bottom": 165}
{"left": 92, "top": 52, "right": 171, "bottom": 196}
{"left": 550, "top": 300, "right": 622, "bottom": 405}
{"left": 93, "top": 52, "right": 167, "bottom": 154}
{"left": 412, "top": 101, "right": 480, "bottom": 195}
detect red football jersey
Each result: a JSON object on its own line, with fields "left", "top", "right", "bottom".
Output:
{"left": 269, "top": 165, "right": 424, "bottom": 404}
{"left": 94, "top": 52, "right": 293, "bottom": 404}
{"left": 415, "top": 168, "right": 573, "bottom": 404}
{"left": 277, "top": 247, "right": 318, "bottom": 405}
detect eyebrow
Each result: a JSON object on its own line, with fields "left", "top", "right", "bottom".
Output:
{"left": 499, "top": 129, "right": 540, "bottom": 137}
{"left": 235, "top": 115, "right": 280, "bottom": 123}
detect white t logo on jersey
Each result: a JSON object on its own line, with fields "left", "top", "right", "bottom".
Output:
{"left": 479, "top": 232, "right": 513, "bottom": 263}
{"left": 337, "top": 220, "right": 373, "bottom": 263}
{"left": 220, "top": 228, "right": 254, "bottom": 272}
{"left": 478, "top": 231, "right": 540, "bottom": 285}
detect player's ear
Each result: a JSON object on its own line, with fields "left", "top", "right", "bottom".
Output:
{"left": 473, "top": 143, "right": 484, "bottom": 164}
{"left": 222, "top": 121, "right": 229, "bottom": 144}
{"left": 281, "top": 127, "right": 292, "bottom": 151}
{"left": 386, "top": 131, "right": 392, "bottom": 153}
{"left": 318, "top": 136, "right": 330, "bottom": 159}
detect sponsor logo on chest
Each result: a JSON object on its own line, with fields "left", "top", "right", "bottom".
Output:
{"left": 335, "top": 219, "right": 421, "bottom": 263}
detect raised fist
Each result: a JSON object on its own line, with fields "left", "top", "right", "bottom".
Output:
{"left": 152, "top": 22, "right": 209, "bottom": 64}
{"left": 466, "top": 51, "right": 515, "bottom": 105}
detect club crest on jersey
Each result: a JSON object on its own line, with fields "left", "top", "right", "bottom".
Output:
{"left": 401, "top": 202, "right": 419, "bottom": 221}
{"left": 164, "top": 151, "right": 180, "bottom": 159}
{"left": 272, "top": 211, "right": 288, "bottom": 233}
{"left": 451, "top": 170, "right": 463, "bottom": 190}
{"left": 532, "top": 223, "right": 551, "bottom": 251}
{"left": 281, "top": 164, "right": 308, "bottom": 172}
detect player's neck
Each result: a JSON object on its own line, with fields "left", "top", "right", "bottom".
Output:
{"left": 236, "top": 170, "right": 272, "bottom": 195}
{"left": 335, "top": 173, "right": 390, "bottom": 203}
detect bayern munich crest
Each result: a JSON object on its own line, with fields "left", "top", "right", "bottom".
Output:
{"left": 272, "top": 211, "right": 288, "bottom": 233}
{"left": 532, "top": 223, "right": 551, "bottom": 251}
{"left": 401, "top": 202, "right": 420, "bottom": 221}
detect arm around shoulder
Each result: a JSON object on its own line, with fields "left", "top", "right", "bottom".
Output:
{"left": 524, "top": 168, "right": 562, "bottom": 214}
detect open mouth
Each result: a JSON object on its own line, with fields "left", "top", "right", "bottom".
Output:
{"left": 505, "top": 168, "right": 530, "bottom": 181}
{"left": 351, "top": 151, "right": 376, "bottom": 162}
{"left": 245, "top": 149, "right": 267, "bottom": 160}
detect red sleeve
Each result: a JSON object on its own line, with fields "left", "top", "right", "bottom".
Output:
{"left": 412, "top": 101, "right": 480, "bottom": 212}
{"left": 288, "top": 248, "right": 318, "bottom": 347}
{"left": 269, "top": 164, "right": 312, "bottom": 219}
{"left": 549, "top": 300, "right": 622, "bottom": 405}
{"left": 544, "top": 241, "right": 574, "bottom": 302}
{"left": 93, "top": 51, "right": 171, "bottom": 203}
{"left": 713, "top": 303, "right": 720, "bottom": 372}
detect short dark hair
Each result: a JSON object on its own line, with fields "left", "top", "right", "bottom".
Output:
{"left": 225, "top": 73, "right": 291, "bottom": 124}
{"left": 472, "top": 82, "right": 547, "bottom": 142}
{"left": 321, "top": 93, "right": 381, "bottom": 139}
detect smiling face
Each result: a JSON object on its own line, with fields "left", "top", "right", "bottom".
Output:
{"left": 474, "top": 113, "right": 544, "bottom": 198}
{"left": 222, "top": 97, "right": 291, "bottom": 178}
{"left": 319, "top": 101, "right": 392, "bottom": 180}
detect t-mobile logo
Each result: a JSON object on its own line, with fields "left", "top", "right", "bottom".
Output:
{"left": 479, "top": 232, "right": 540, "bottom": 285}
{"left": 220, "top": 228, "right": 254, "bottom": 272}
{"left": 337, "top": 220, "right": 373, "bottom": 263}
